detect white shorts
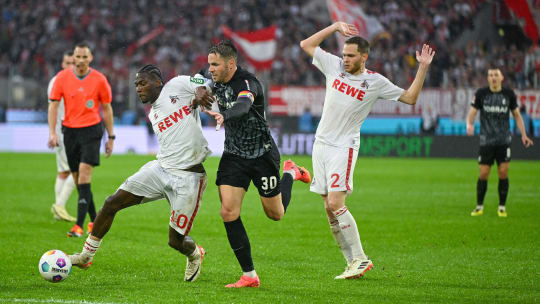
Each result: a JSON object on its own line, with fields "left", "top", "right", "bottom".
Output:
{"left": 310, "top": 141, "right": 358, "bottom": 195}
{"left": 118, "top": 160, "right": 207, "bottom": 236}
{"left": 55, "top": 139, "right": 70, "bottom": 172}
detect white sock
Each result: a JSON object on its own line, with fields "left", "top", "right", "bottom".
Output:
{"left": 283, "top": 170, "right": 295, "bottom": 177}
{"left": 329, "top": 217, "right": 353, "bottom": 263}
{"left": 333, "top": 206, "right": 367, "bottom": 260}
{"left": 82, "top": 236, "right": 102, "bottom": 258}
{"left": 56, "top": 174, "right": 75, "bottom": 207}
{"left": 54, "top": 176, "right": 66, "bottom": 204}
{"left": 243, "top": 270, "right": 257, "bottom": 278}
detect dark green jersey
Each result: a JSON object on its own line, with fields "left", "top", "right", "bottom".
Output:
{"left": 472, "top": 87, "right": 518, "bottom": 146}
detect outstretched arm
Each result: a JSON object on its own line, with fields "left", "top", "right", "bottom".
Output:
{"left": 512, "top": 108, "right": 534, "bottom": 147}
{"left": 300, "top": 22, "right": 359, "bottom": 57}
{"left": 399, "top": 44, "right": 436, "bottom": 105}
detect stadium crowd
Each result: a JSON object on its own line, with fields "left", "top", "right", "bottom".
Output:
{"left": 1, "top": 0, "right": 538, "bottom": 116}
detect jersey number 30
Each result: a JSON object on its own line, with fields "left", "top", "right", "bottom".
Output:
{"left": 261, "top": 176, "right": 278, "bottom": 190}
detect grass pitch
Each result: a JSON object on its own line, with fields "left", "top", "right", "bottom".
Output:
{"left": 0, "top": 153, "right": 539, "bottom": 303}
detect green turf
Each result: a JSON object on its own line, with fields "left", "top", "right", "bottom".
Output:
{"left": 0, "top": 153, "right": 539, "bottom": 303}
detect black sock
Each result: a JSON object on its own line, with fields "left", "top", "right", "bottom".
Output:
{"left": 280, "top": 173, "right": 294, "bottom": 212}
{"left": 498, "top": 178, "right": 509, "bottom": 206}
{"left": 76, "top": 183, "right": 91, "bottom": 227}
{"left": 224, "top": 217, "right": 254, "bottom": 273}
{"left": 477, "top": 179, "right": 487, "bottom": 206}
{"left": 87, "top": 187, "right": 97, "bottom": 222}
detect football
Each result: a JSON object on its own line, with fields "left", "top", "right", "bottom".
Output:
{"left": 38, "top": 249, "right": 72, "bottom": 282}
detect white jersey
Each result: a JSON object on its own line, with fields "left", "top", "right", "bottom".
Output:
{"left": 313, "top": 47, "right": 404, "bottom": 149}
{"left": 148, "top": 75, "right": 211, "bottom": 172}
{"left": 47, "top": 76, "right": 65, "bottom": 137}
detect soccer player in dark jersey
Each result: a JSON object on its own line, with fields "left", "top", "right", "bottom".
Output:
{"left": 466, "top": 68, "right": 533, "bottom": 217}
{"left": 204, "top": 41, "right": 311, "bottom": 288}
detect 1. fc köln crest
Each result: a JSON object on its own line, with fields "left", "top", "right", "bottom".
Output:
{"left": 169, "top": 95, "right": 179, "bottom": 104}
{"left": 360, "top": 80, "right": 369, "bottom": 89}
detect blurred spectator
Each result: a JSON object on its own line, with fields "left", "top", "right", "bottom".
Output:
{"left": 0, "top": 0, "right": 537, "bottom": 120}
{"left": 298, "top": 107, "right": 313, "bottom": 132}
{"left": 421, "top": 104, "right": 438, "bottom": 134}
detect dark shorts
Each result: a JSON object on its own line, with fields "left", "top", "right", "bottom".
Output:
{"left": 216, "top": 147, "right": 281, "bottom": 197}
{"left": 478, "top": 145, "right": 511, "bottom": 166}
{"left": 63, "top": 123, "right": 104, "bottom": 172}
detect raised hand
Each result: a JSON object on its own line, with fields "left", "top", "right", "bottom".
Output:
{"left": 416, "top": 44, "right": 435, "bottom": 66}
{"left": 335, "top": 22, "right": 359, "bottom": 37}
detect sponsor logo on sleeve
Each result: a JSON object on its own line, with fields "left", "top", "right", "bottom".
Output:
{"left": 190, "top": 77, "right": 205, "bottom": 85}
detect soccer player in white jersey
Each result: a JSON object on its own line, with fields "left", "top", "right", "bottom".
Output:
{"left": 47, "top": 51, "right": 76, "bottom": 222}
{"left": 69, "top": 65, "right": 215, "bottom": 282}
{"left": 300, "top": 22, "right": 435, "bottom": 279}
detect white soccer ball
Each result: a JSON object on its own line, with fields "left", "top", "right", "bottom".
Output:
{"left": 38, "top": 249, "right": 72, "bottom": 282}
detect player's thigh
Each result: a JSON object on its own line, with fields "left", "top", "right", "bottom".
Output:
{"left": 216, "top": 153, "right": 251, "bottom": 191}
{"left": 251, "top": 149, "right": 281, "bottom": 198}
{"left": 166, "top": 172, "right": 207, "bottom": 236}
{"left": 310, "top": 142, "right": 328, "bottom": 195}
{"left": 80, "top": 124, "right": 104, "bottom": 168}
{"left": 219, "top": 185, "right": 246, "bottom": 221}
{"left": 497, "top": 161, "right": 509, "bottom": 179}
{"left": 105, "top": 189, "right": 145, "bottom": 211}
{"left": 478, "top": 145, "right": 496, "bottom": 166}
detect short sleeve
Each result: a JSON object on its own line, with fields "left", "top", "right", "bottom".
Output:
{"left": 49, "top": 72, "right": 64, "bottom": 101}
{"left": 312, "top": 47, "right": 342, "bottom": 76}
{"left": 169, "top": 75, "right": 211, "bottom": 95}
{"left": 99, "top": 76, "right": 112, "bottom": 104}
{"left": 471, "top": 89, "right": 483, "bottom": 109}
{"left": 378, "top": 75, "right": 404, "bottom": 101}
{"left": 508, "top": 89, "right": 518, "bottom": 111}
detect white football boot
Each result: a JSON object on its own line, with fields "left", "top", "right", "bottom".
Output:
{"left": 184, "top": 245, "right": 205, "bottom": 282}
{"left": 335, "top": 258, "right": 373, "bottom": 279}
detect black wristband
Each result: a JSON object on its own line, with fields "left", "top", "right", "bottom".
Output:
{"left": 108, "top": 135, "right": 116, "bottom": 140}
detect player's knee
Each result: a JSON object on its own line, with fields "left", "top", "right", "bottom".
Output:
{"left": 265, "top": 210, "right": 283, "bottom": 221}
{"left": 102, "top": 195, "right": 120, "bottom": 214}
{"left": 220, "top": 206, "right": 239, "bottom": 221}
{"left": 167, "top": 239, "right": 180, "bottom": 250}
{"left": 327, "top": 200, "right": 343, "bottom": 213}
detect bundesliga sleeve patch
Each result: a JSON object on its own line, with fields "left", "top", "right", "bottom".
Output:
{"left": 190, "top": 77, "right": 205, "bottom": 85}
{"left": 238, "top": 90, "right": 255, "bottom": 103}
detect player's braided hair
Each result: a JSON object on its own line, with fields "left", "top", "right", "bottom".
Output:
{"left": 138, "top": 64, "right": 164, "bottom": 85}
{"left": 209, "top": 40, "right": 238, "bottom": 61}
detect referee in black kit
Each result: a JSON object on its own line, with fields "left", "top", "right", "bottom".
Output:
{"left": 467, "top": 68, "right": 533, "bottom": 218}
{"left": 204, "top": 41, "right": 311, "bottom": 288}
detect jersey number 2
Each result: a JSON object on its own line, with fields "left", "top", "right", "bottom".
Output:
{"left": 330, "top": 174, "right": 340, "bottom": 188}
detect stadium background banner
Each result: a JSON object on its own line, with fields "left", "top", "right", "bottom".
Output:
{"left": 273, "top": 132, "right": 540, "bottom": 160}
{"left": 0, "top": 125, "right": 537, "bottom": 159}
{"left": 269, "top": 87, "right": 540, "bottom": 119}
